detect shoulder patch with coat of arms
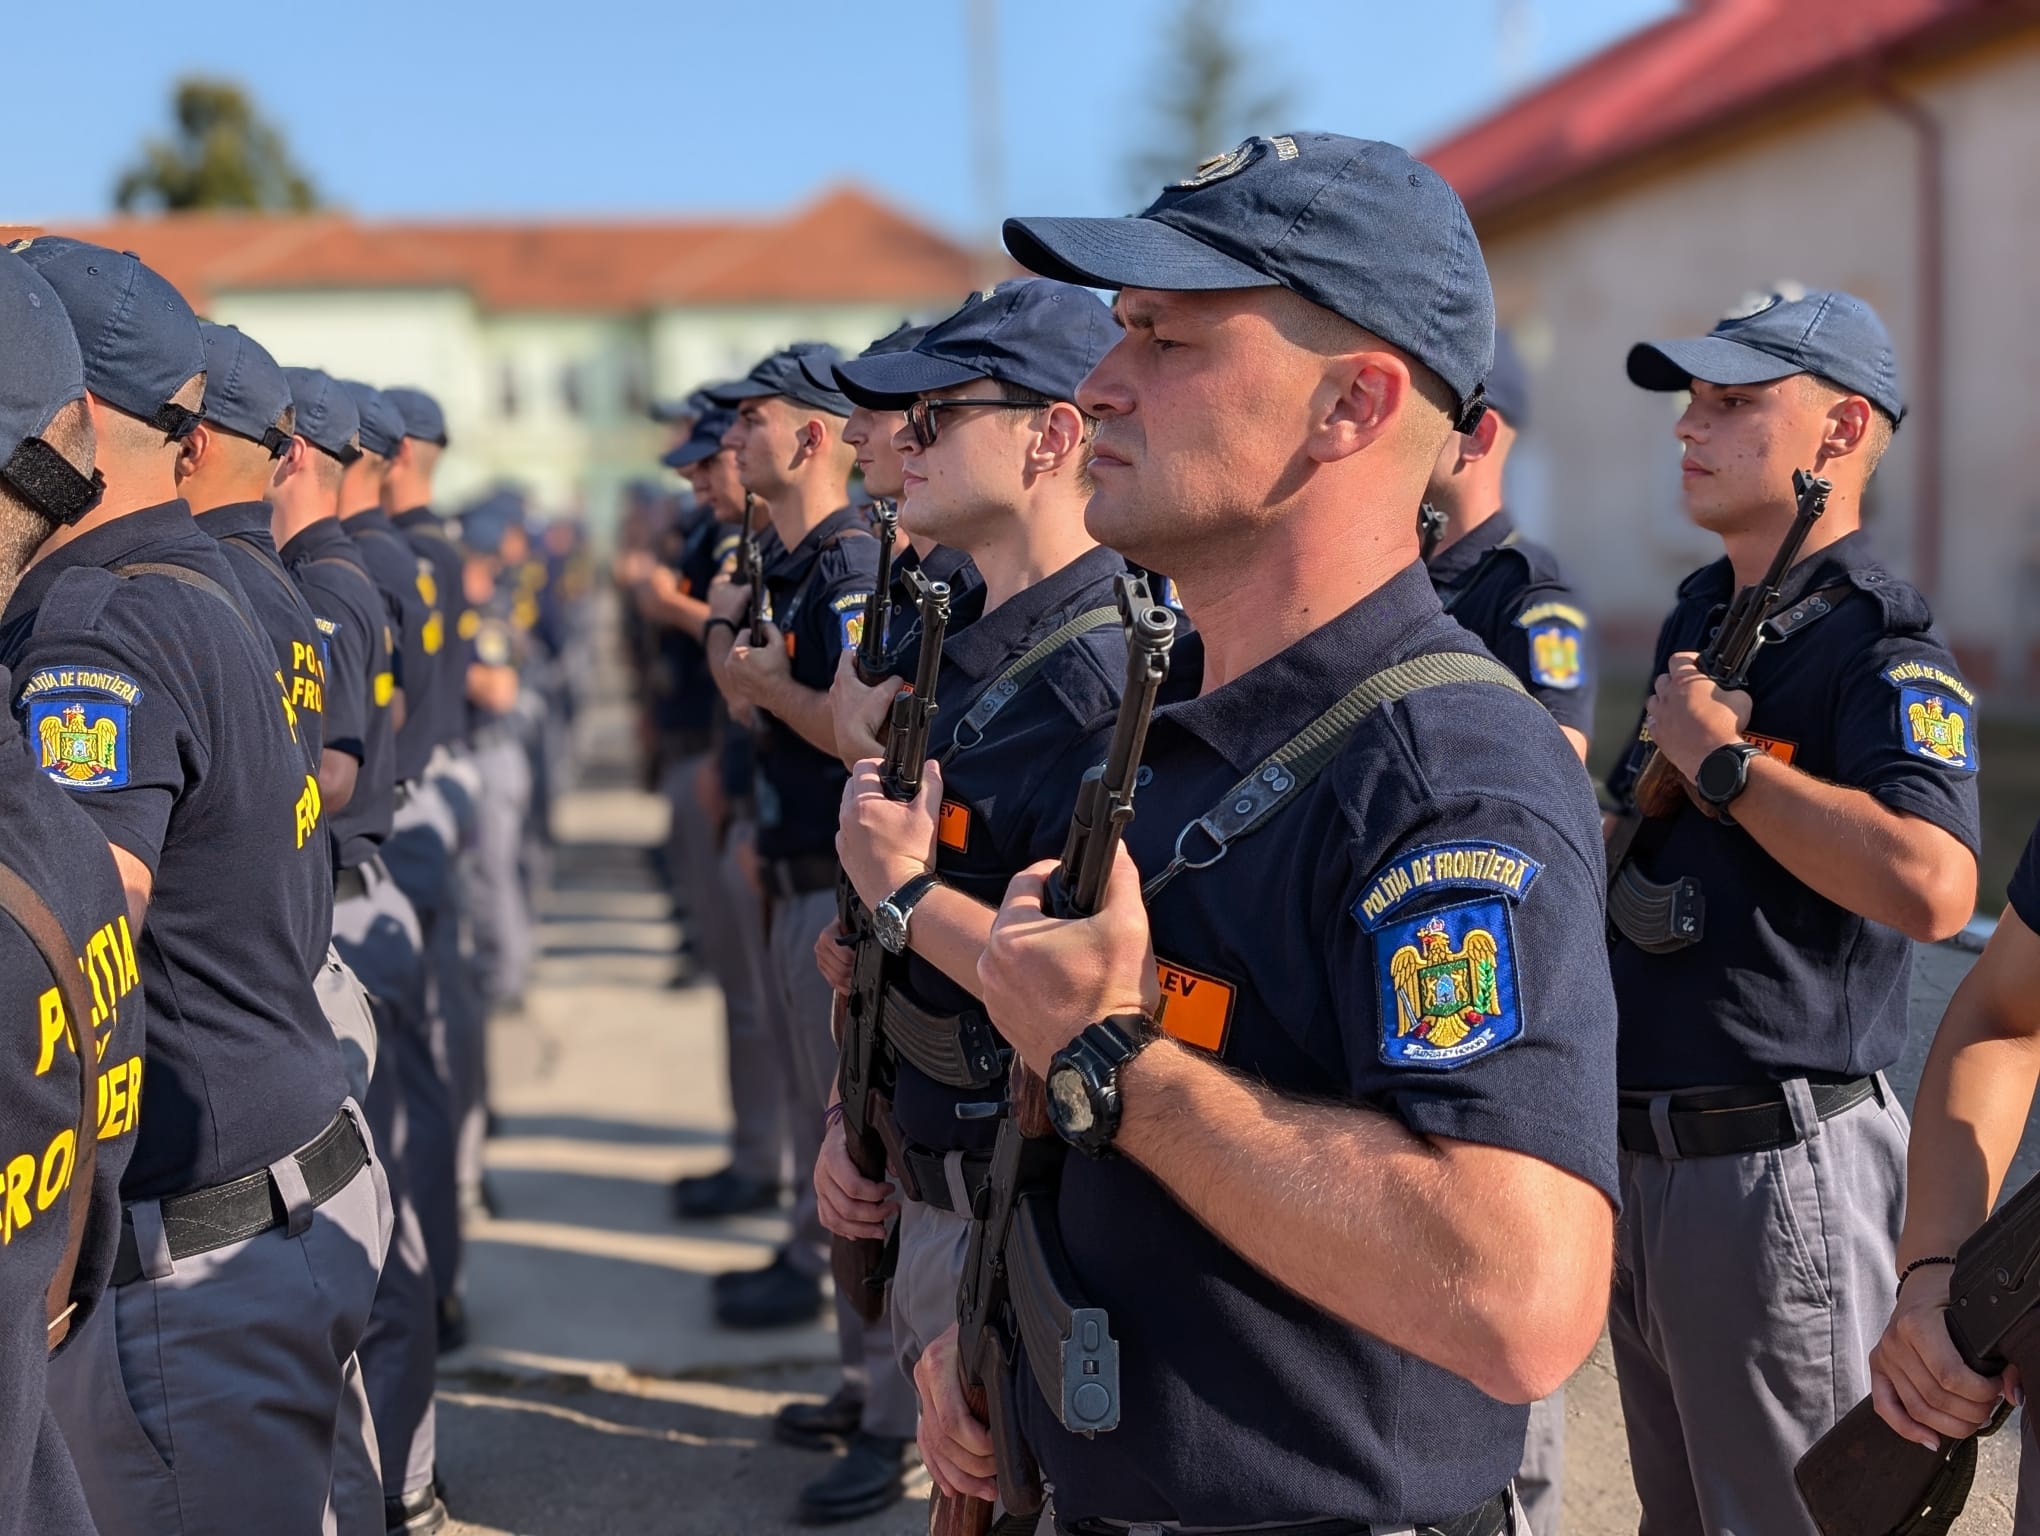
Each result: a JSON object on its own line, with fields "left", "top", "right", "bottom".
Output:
{"left": 18, "top": 667, "right": 142, "bottom": 792}
{"left": 1355, "top": 841, "right": 1541, "bottom": 1071}
{"left": 833, "top": 591, "right": 873, "bottom": 653}
{"left": 1516, "top": 601, "right": 1587, "bottom": 692}
{"left": 1882, "top": 659, "right": 1977, "bottom": 770}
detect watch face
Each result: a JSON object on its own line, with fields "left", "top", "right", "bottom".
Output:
{"left": 1048, "top": 1065, "right": 1095, "bottom": 1135}
{"left": 1698, "top": 747, "right": 1744, "bottom": 804}
{"left": 874, "top": 903, "right": 908, "bottom": 954}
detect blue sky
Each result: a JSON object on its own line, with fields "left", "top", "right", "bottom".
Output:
{"left": 5, "top": 0, "right": 1675, "bottom": 236}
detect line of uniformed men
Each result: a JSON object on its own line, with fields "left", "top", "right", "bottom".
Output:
{"left": 0, "top": 234, "right": 587, "bottom": 1536}
{"left": 623, "top": 131, "right": 2026, "bottom": 1536}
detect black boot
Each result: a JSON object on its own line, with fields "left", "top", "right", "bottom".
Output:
{"left": 773, "top": 1384, "right": 864, "bottom": 1451}
{"left": 795, "top": 1433, "right": 913, "bottom": 1524}
{"left": 714, "top": 1254, "right": 824, "bottom": 1329}
{"left": 672, "top": 1166, "right": 780, "bottom": 1219}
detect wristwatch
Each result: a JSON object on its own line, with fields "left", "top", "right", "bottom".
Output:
{"left": 1695, "top": 742, "right": 1763, "bottom": 819}
{"left": 1046, "top": 1015, "right": 1157, "bottom": 1158}
{"left": 872, "top": 871, "right": 940, "bottom": 956}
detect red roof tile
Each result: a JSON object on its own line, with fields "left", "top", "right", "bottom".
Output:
{"left": 47, "top": 187, "right": 978, "bottom": 315}
{"left": 1425, "top": 0, "right": 2039, "bottom": 225}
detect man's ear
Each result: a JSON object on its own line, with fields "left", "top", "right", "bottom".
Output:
{"left": 1311, "top": 351, "right": 1408, "bottom": 465}
{"left": 174, "top": 421, "right": 208, "bottom": 484}
{"left": 1819, "top": 394, "right": 1873, "bottom": 461}
{"left": 1454, "top": 407, "right": 1502, "bottom": 468}
{"left": 1029, "top": 402, "right": 1087, "bottom": 476}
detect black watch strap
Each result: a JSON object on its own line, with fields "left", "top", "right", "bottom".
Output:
{"left": 884, "top": 870, "right": 940, "bottom": 917}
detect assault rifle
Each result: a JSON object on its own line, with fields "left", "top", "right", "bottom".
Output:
{"left": 831, "top": 571, "right": 951, "bottom": 1324}
{"left": 1796, "top": 1172, "right": 2040, "bottom": 1535}
{"left": 1603, "top": 468, "right": 1829, "bottom": 951}
{"left": 930, "top": 574, "right": 1176, "bottom": 1536}
{"left": 734, "top": 492, "right": 764, "bottom": 641}
{"left": 857, "top": 502, "right": 899, "bottom": 685}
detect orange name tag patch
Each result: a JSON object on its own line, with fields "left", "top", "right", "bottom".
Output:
{"left": 1743, "top": 731, "right": 1797, "bottom": 765}
{"left": 937, "top": 800, "right": 970, "bottom": 852}
{"left": 1154, "top": 960, "right": 1235, "bottom": 1053}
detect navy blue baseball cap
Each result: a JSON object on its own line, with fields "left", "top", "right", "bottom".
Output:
{"left": 338, "top": 380, "right": 404, "bottom": 459}
{"left": 11, "top": 236, "right": 206, "bottom": 431}
{"left": 705, "top": 343, "right": 852, "bottom": 417}
{"left": 384, "top": 386, "right": 449, "bottom": 447}
{"left": 835, "top": 280, "right": 1121, "bottom": 409}
{"left": 197, "top": 322, "right": 294, "bottom": 456}
{"left": 1627, "top": 289, "right": 1905, "bottom": 424}
{"left": 0, "top": 247, "right": 104, "bottom": 525}
{"left": 810, "top": 321, "right": 928, "bottom": 399}
{"left": 1481, "top": 328, "right": 1530, "bottom": 432}
{"left": 1004, "top": 133, "right": 1495, "bottom": 428}
{"left": 284, "top": 367, "right": 362, "bottom": 463}
{"left": 459, "top": 490, "right": 527, "bottom": 555}
{"left": 661, "top": 404, "right": 737, "bottom": 470}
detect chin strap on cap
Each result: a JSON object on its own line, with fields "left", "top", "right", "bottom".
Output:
{"left": 0, "top": 437, "right": 106, "bottom": 526}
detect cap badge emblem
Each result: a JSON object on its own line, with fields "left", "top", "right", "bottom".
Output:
{"left": 1175, "top": 139, "right": 1260, "bottom": 188}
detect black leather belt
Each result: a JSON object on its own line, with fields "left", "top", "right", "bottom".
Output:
{"left": 1617, "top": 1076, "right": 1880, "bottom": 1158}
{"left": 1060, "top": 1489, "right": 1508, "bottom": 1536}
{"left": 110, "top": 1111, "right": 369, "bottom": 1284}
{"left": 334, "top": 864, "right": 369, "bottom": 901}
{"left": 766, "top": 855, "right": 839, "bottom": 898}
{"left": 898, "top": 1146, "right": 993, "bottom": 1216}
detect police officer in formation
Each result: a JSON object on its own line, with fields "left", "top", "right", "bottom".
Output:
{"left": 0, "top": 213, "right": 597, "bottom": 1531}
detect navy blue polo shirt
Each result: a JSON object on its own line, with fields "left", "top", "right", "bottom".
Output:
{"left": 886, "top": 545, "right": 1130, "bottom": 1155}
{"left": 0, "top": 502, "right": 344, "bottom": 1202}
{"left": 1425, "top": 510, "right": 1596, "bottom": 738}
{"left": 196, "top": 502, "right": 327, "bottom": 766}
{"left": 392, "top": 505, "right": 475, "bottom": 752}
{"left": 1606, "top": 530, "right": 1981, "bottom": 1089}
{"left": 344, "top": 506, "right": 448, "bottom": 783}
{"left": 0, "top": 676, "right": 145, "bottom": 1536}
{"left": 2009, "top": 821, "right": 2040, "bottom": 935}
{"left": 1019, "top": 563, "right": 1618, "bottom": 1527}
{"left": 754, "top": 507, "right": 878, "bottom": 862}
{"left": 283, "top": 518, "right": 398, "bottom": 871}
{"left": 651, "top": 511, "right": 731, "bottom": 745}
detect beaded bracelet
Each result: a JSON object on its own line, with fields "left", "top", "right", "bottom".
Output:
{"left": 1897, "top": 1255, "right": 1956, "bottom": 1296}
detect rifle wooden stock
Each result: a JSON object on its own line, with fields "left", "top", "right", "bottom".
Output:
{"left": 828, "top": 993, "right": 892, "bottom": 1326}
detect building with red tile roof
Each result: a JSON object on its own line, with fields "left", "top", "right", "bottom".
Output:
{"left": 26, "top": 187, "right": 983, "bottom": 529}
{"left": 1419, "top": 0, "right": 2040, "bottom": 692}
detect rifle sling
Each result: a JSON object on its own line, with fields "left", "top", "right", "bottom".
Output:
{"left": 0, "top": 862, "right": 101, "bottom": 1350}
{"left": 939, "top": 606, "right": 1119, "bottom": 766}
{"left": 113, "top": 560, "right": 267, "bottom": 653}
{"left": 1142, "top": 651, "right": 1526, "bottom": 901}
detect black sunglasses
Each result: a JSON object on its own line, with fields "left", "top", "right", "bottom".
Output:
{"left": 905, "top": 396, "right": 1045, "bottom": 448}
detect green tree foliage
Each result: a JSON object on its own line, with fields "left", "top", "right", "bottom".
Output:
{"left": 114, "top": 78, "right": 321, "bottom": 213}
{"left": 1128, "top": 0, "right": 1293, "bottom": 200}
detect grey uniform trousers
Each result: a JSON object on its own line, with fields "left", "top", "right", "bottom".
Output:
{"left": 383, "top": 786, "right": 470, "bottom": 1306}
{"left": 765, "top": 886, "right": 917, "bottom": 1439}
{"left": 468, "top": 730, "right": 534, "bottom": 1008}
{"left": 431, "top": 748, "right": 490, "bottom": 1211}
{"left": 333, "top": 862, "right": 440, "bottom": 1502}
{"left": 682, "top": 797, "right": 788, "bottom": 1187}
{"left": 1609, "top": 1080, "right": 1908, "bottom": 1536}
{"left": 892, "top": 1192, "right": 972, "bottom": 1382}
{"left": 47, "top": 1105, "right": 392, "bottom": 1536}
